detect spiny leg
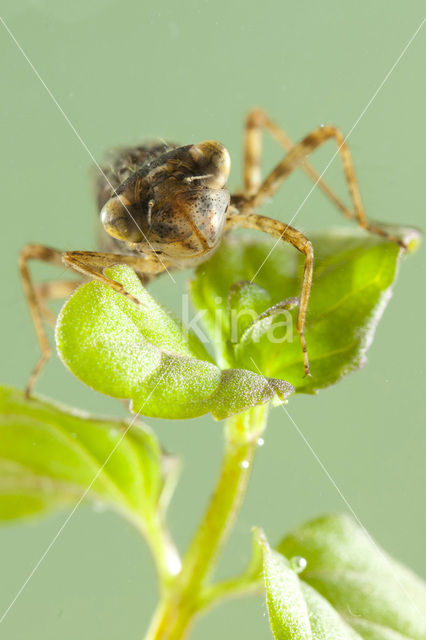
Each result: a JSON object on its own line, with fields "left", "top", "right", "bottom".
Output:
{"left": 226, "top": 212, "right": 313, "bottom": 376}
{"left": 243, "top": 108, "right": 352, "bottom": 219}
{"left": 61, "top": 250, "right": 167, "bottom": 301}
{"left": 20, "top": 244, "right": 168, "bottom": 395}
{"left": 241, "top": 120, "right": 405, "bottom": 247}
{"left": 19, "top": 245, "right": 80, "bottom": 396}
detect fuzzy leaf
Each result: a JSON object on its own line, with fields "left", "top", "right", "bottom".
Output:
{"left": 0, "top": 385, "right": 172, "bottom": 530}
{"left": 190, "top": 227, "right": 419, "bottom": 393}
{"left": 55, "top": 265, "right": 293, "bottom": 419}
{"left": 278, "top": 515, "right": 426, "bottom": 639}
{"left": 258, "top": 529, "right": 362, "bottom": 639}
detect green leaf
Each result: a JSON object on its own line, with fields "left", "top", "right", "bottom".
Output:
{"left": 55, "top": 265, "right": 293, "bottom": 420}
{"left": 0, "top": 385, "right": 171, "bottom": 531}
{"left": 258, "top": 529, "right": 362, "bottom": 639}
{"left": 190, "top": 227, "right": 419, "bottom": 393}
{"left": 228, "top": 281, "right": 273, "bottom": 345}
{"left": 278, "top": 514, "right": 426, "bottom": 639}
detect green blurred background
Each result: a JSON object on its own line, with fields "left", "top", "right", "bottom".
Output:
{"left": 0, "top": 1, "right": 425, "bottom": 638}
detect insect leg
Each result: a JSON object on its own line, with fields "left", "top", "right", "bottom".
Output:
{"left": 20, "top": 245, "right": 167, "bottom": 395}
{"left": 225, "top": 213, "right": 313, "bottom": 376}
{"left": 35, "top": 280, "right": 83, "bottom": 326}
{"left": 60, "top": 251, "right": 168, "bottom": 410}
{"left": 61, "top": 250, "right": 167, "bottom": 303}
{"left": 19, "top": 244, "right": 82, "bottom": 396}
{"left": 243, "top": 108, "right": 352, "bottom": 217}
{"left": 241, "top": 121, "right": 405, "bottom": 246}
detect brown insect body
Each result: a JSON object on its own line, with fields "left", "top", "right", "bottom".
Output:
{"left": 95, "top": 141, "right": 177, "bottom": 210}
{"left": 98, "top": 141, "right": 231, "bottom": 267}
{"left": 20, "top": 108, "right": 406, "bottom": 396}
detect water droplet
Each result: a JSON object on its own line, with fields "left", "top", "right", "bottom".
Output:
{"left": 257, "top": 437, "right": 265, "bottom": 447}
{"left": 290, "top": 555, "right": 307, "bottom": 573}
{"left": 239, "top": 460, "right": 250, "bottom": 469}
{"left": 320, "top": 123, "right": 325, "bottom": 128}
{"left": 109, "top": 428, "right": 118, "bottom": 438}
{"left": 93, "top": 501, "right": 107, "bottom": 513}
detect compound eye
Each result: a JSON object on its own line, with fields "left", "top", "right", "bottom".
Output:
{"left": 100, "top": 195, "right": 144, "bottom": 242}
{"left": 189, "top": 141, "right": 231, "bottom": 189}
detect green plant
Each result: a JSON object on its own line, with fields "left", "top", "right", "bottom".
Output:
{"left": 1, "top": 228, "right": 425, "bottom": 639}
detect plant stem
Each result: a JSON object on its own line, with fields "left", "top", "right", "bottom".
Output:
{"left": 145, "top": 519, "right": 182, "bottom": 592}
{"left": 145, "top": 405, "right": 268, "bottom": 640}
{"left": 198, "top": 571, "right": 263, "bottom": 611}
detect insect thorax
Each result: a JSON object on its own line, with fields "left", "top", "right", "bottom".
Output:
{"left": 96, "top": 139, "right": 231, "bottom": 264}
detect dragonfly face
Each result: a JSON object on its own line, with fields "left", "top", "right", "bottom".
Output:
{"left": 100, "top": 141, "right": 231, "bottom": 260}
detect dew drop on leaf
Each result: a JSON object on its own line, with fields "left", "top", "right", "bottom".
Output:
{"left": 289, "top": 555, "right": 307, "bottom": 573}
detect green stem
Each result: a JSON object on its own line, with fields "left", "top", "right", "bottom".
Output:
{"left": 145, "top": 405, "right": 268, "bottom": 640}
{"left": 145, "top": 519, "right": 182, "bottom": 592}
{"left": 199, "top": 572, "right": 263, "bottom": 611}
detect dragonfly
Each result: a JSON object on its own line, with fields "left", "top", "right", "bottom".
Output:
{"left": 20, "top": 108, "right": 405, "bottom": 395}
